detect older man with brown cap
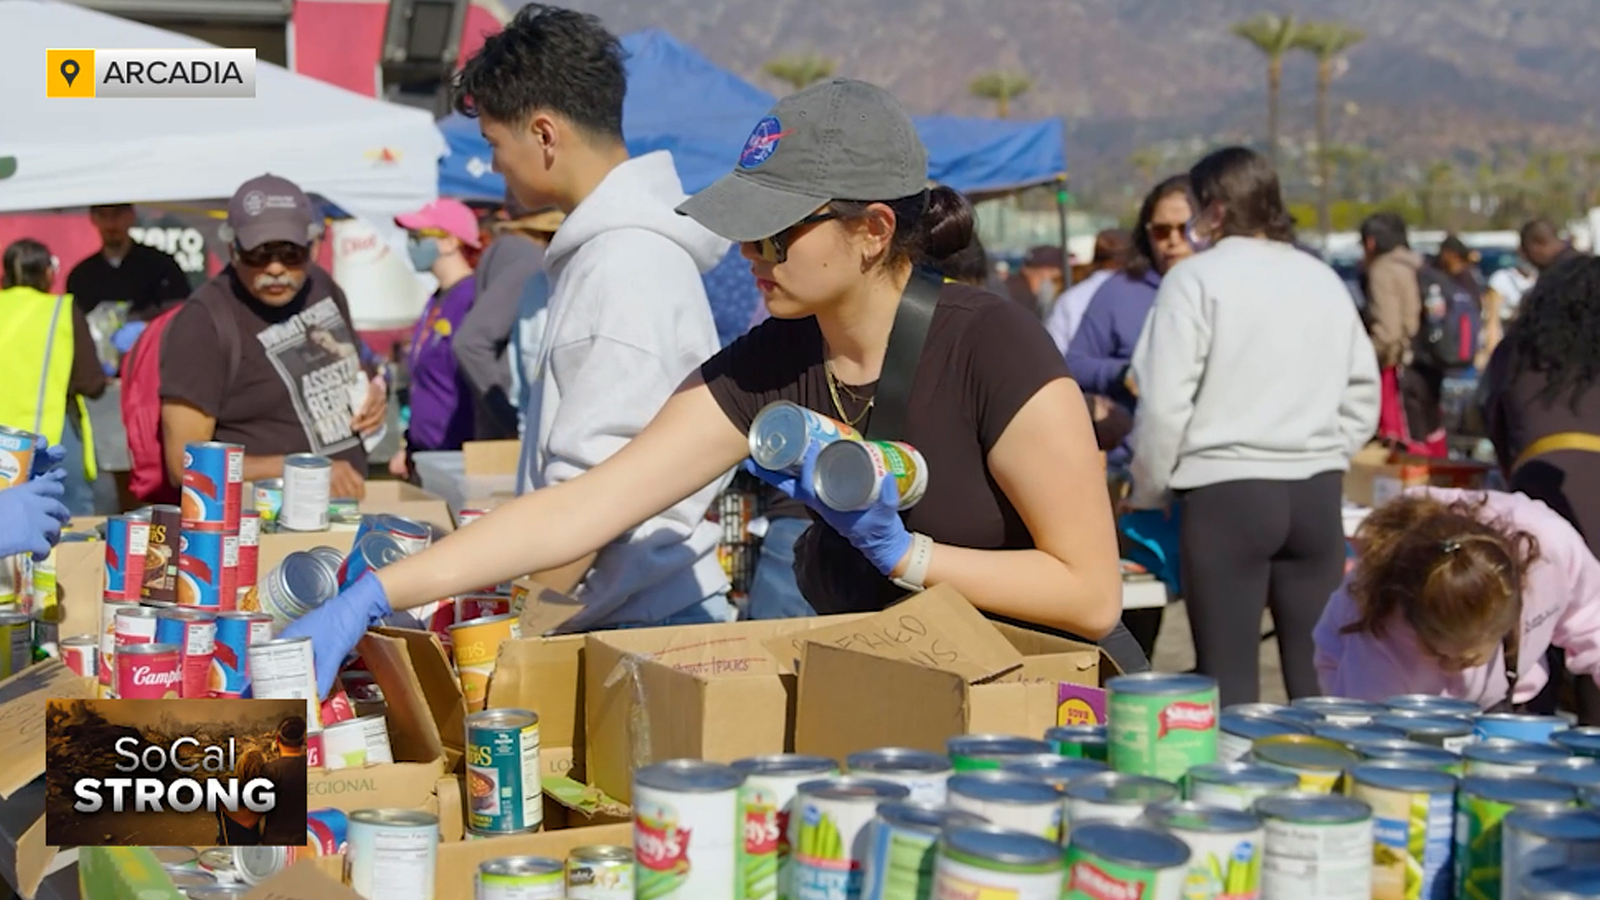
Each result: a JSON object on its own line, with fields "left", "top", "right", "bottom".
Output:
{"left": 159, "top": 174, "right": 386, "bottom": 500}
{"left": 1005, "top": 244, "right": 1066, "bottom": 318}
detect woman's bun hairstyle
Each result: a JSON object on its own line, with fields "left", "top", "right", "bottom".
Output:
{"left": 921, "top": 185, "right": 977, "bottom": 267}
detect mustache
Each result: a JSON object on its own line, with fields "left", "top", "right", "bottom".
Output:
{"left": 253, "top": 272, "right": 301, "bottom": 291}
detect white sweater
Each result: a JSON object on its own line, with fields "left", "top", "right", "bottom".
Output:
{"left": 1128, "top": 237, "right": 1380, "bottom": 508}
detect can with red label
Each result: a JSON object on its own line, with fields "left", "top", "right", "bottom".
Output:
{"left": 210, "top": 610, "right": 272, "bottom": 698}
{"left": 457, "top": 508, "right": 491, "bottom": 528}
{"left": 154, "top": 607, "right": 216, "bottom": 699}
{"left": 140, "top": 505, "right": 181, "bottom": 603}
{"left": 103, "top": 516, "right": 149, "bottom": 602}
{"left": 115, "top": 606, "right": 161, "bottom": 648}
{"left": 117, "top": 642, "right": 182, "bottom": 699}
{"left": 306, "top": 809, "right": 349, "bottom": 856}
{"left": 321, "top": 687, "right": 356, "bottom": 726}
{"left": 61, "top": 635, "right": 98, "bottom": 679}
{"left": 237, "top": 511, "right": 261, "bottom": 593}
{"left": 337, "top": 532, "right": 410, "bottom": 592}
{"left": 181, "top": 441, "right": 244, "bottom": 532}
{"left": 178, "top": 531, "right": 239, "bottom": 609}
{"left": 1107, "top": 673, "right": 1220, "bottom": 781}
{"left": 99, "top": 599, "right": 138, "bottom": 691}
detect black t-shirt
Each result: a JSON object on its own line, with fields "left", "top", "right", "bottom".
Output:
{"left": 66, "top": 243, "right": 191, "bottom": 321}
{"left": 257, "top": 753, "right": 309, "bottom": 846}
{"left": 159, "top": 265, "right": 368, "bottom": 468}
{"left": 701, "top": 283, "right": 1069, "bottom": 614}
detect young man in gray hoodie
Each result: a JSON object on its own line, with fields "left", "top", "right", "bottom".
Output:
{"left": 454, "top": 4, "right": 733, "bottom": 629}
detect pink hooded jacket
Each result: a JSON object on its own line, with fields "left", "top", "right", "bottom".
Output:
{"left": 1315, "top": 488, "right": 1600, "bottom": 707}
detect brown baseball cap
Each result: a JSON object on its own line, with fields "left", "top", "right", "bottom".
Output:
{"left": 226, "top": 174, "right": 319, "bottom": 249}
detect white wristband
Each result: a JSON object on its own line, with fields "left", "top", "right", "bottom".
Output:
{"left": 891, "top": 532, "right": 934, "bottom": 593}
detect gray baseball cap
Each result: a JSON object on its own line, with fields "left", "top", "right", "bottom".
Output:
{"left": 225, "top": 174, "right": 319, "bottom": 249}
{"left": 678, "top": 79, "right": 929, "bottom": 242}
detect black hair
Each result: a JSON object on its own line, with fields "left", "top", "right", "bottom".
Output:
{"left": 829, "top": 186, "right": 978, "bottom": 275}
{"left": 1360, "top": 212, "right": 1410, "bottom": 255}
{"left": 276, "top": 716, "right": 307, "bottom": 748}
{"left": 452, "top": 4, "right": 627, "bottom": 143}
{"left": 1521, "top": 218, "right": 1560, "bottom": 247}
{"left": 1126, "top": 174, "right": 1190, "bottom": 279}
{"left": 1500, "top": 255, "right": 1600, "bottom": 410}
{"left": 1189, "top": 146, "right": 1295, "bottom": 244}
{"left": 929, "top": 189, "right": 989, "bottom": 285}
{"left": 2, "top": 239, "right": 53, "bottom": 291}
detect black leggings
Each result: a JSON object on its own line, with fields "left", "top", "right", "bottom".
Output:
{"left": 1180, "top": 472, "right": 1345, "bottom": 706}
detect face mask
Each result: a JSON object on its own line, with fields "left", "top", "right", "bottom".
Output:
{"left": 407, "top": 235, "right": 440, "bottom": 272}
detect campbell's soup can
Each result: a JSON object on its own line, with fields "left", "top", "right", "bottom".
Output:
{"left": 139, "top": 505, "right": 181, "bottom": 603}
{"left": 103, "top": 516, "right": 150, "bottom": 602}
{"left": 211, "top": 611, "right": 273, "bottom": 698}
{"left": 0, "top": 426, "right": 37, "bottom": 490}
{"left": 61, "top": 635, "right": 98, "bottom": 679}
{"left": 117, "top": 642, "right": 182, "bottom": 699}
{"left": 154, "top": 608, "right": 216, "bottom": 699}
{"left": 306, "top": 809, "right": 349, "bottom": 856}
{"left": 180, "top": 441, "right": 244, "bottom": 532}
{"left": 236, "top": 512, "right": 261, "bottom": 595}
{"left": 178, "top": 531, "right": 239, "bottom": 609}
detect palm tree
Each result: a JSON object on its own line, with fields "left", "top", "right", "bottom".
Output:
{"left": 969, "top": 71, "right": 1032, "bottom": 118}
{"left": 762, "top": 53, "right": 837, "bottom": 92}
{"left": 1292, "top": 20, "right": 1365, "bottom": 240}
{"left": 1230, "top": 13, "right": 1300, "bottom": 166}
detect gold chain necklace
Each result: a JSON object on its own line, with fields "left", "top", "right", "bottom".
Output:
{"left": 824, "top": 361, "right": 874, "bottom": 427}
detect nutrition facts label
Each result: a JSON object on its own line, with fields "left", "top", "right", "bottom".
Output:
{"left": 361, "top": 829, "right": 437, "bottom": 897}
{"left": 1261, "top": 819, "right": 1373, "bottom": 900}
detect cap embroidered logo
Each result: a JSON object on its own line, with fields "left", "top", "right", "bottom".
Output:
{"left": 242, "top": 191, "right": 266, "bottom": 216}
{"left": 739, "top": 116, "right": 790, "bottom": 170}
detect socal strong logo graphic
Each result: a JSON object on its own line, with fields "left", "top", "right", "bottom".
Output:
{"left": 1158, "top": 701, "right": 1216, "bottom": 738}
{"left": 1070, "top": 861, "right": 1146, "bottom": 900}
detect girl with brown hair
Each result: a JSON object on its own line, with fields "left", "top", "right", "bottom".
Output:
{"left": 1314, "top": 488, "right": 1600, "bottom": 715}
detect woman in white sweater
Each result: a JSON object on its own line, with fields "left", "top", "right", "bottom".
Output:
{"left": 1128, "top": 146, "right": 1380, "bottom": 705}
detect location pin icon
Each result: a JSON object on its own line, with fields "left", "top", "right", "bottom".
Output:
{"left": 60, "top": 59, "right": 79, "bottom": 87}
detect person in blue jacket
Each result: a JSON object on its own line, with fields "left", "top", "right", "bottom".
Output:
{"left": 1066, "top": 174, "right": 1195, "bottom": 465}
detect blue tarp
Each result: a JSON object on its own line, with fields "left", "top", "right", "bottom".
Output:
{"left": 438, "top": 29, "right": 1065, "bottom": 202}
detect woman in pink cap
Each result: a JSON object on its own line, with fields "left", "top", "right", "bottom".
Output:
{"left": 392, "top": 198, "right": 483, "bottom": 480}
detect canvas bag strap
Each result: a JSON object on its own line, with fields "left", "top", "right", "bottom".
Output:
{"left": 864, "top": 267, "right": 941, "bottom": 442}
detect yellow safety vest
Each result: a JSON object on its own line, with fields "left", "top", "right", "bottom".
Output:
{"left": 0, "top": 286, "right": 96, "bottom": 481}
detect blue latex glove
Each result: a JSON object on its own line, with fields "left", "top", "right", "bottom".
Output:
{"left": 279, "top": 574, "right": 393, "bottom": 698}
{"left": 0, "top": 470, "right": 71, "bottom": 561}
{"left": 30, "top": 434, "right": 65, "bottom": 478}
{"left": 744, "top": 446, "right": 913, "bottom": 576}
{"left": 111, "top": 321, "right": 148, "bottom": 355}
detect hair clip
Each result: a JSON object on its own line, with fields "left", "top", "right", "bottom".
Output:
{"left": 1441, "top": 539, "right": 1463, "bottom": 554}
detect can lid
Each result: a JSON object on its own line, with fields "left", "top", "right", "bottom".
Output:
{"left": 1462, "top": 773, "right": 1578, "bottom": 805}
{"left": 1067, "top": 822, "right": 1191, "bottom": 868}
{"left": 1373, "top": 713, "right": 1472, "bottom": 734}
{"left": 875, "top": 801, "right": 987, "bottom": 835}
{"left": 1251, "top": 734, "right": 1361, "bottom": 770}
{"left": 948, "top": 770, "right": 1062, "bottom": 804}
{"left": 1255, "top": 792, "right": 1372, "bottom": 824}
{"left": 1555, "top": 728, "right": 1600, "bottom": 756}
{"left": 1385, "top": 694, "right": 1481, "bottom": 716}
{"left": 1463, "top": 738, "right": 1570, "bottom": 766}
{"left": 166, "top": 871, "right": 216, "bottom": 888}
{"left": 281, "top": 552, "right": 338, "bottom": 605}
{"left": 465, "top": 708, "right": 537, "bottom": 730}
{"left": 1507, "top": 807, "right": 1600, "bottom": 843}
{"left": 797, "top": 775, "right": 911, "bottom": 803}
{"left": 730, "top": 754, "right": 840, "bottom": 777}
{"left": 634, "top": 759, "right": 745, "bottom": 793}
{"left": 356, "top": 532, "right": 409, "bottom": 569}
{"left": 478, "top": 856, "right": 563, "bottom": 877}
{"left": 748, "top": 401, "right": 810, "bottom": 468}
{"left": 231, "top": 846, "right": 288, "bottom": 885}
{"left": 999, "top": 756, "right": 1109, "bottom": 787}
{"left": 1351, "top": 761, "right": 1457, "bottom": 793}
{"left": 942, "top": 825, "right": 1063, "bottom": 869}
{"left": 846, "top": 747, "right": 952, "bottom": 774}
{"left": 811, "top": 440, "right": 881, "bottom": 511}
{"left": 1106, "top": 672, "right": 1217, "bottom": 696}
{"left": 1064, "top": 772, "right": 1181, "bottom": 805}
{"left": 1145, "top": 800, "right": 1262, "bottom": 834}
{"left": 568, "top": 845, "right": 634, "bottom": 863}
{"left": 1186, "top": 762, "right": 1299, "bottom": 790}
{"left": 946, "top": 735, "right": 1052, "bottom": 757}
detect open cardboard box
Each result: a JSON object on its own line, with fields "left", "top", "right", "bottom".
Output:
{"left": 1343, "top": 443, "right": 1494, "bottom": 508}
{"left": 791, "top": 585, "right": 1118, "bottom": 762}
{"left": 359, "top": 480, "right": 457, "bottom": 533}
{"left": 487, "top": 585, "right": 588, "bottom": 782}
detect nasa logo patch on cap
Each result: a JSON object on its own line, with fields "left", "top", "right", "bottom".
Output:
{"left": 739, "top": 116, "right": 791, "bottom": 170}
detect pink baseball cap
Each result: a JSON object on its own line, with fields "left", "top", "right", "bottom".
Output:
{"left": 395, "top": 198, "right": 482, "bottom": 248}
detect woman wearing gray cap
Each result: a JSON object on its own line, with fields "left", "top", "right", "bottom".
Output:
{"left": 282, "top": 79, "right": 1126, "bottom": 695}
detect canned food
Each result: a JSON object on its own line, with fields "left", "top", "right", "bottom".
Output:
{"left": 937, "top": 826, "right": 1065, "bottom": 899}
{"left": 236, "top": 511, "right": 260, "bottom": 597}
{"left": 1501, "top": 808, "right": 1600, "bottom": 898}
{"left": 198, "top": 846, "right": 238, "bottom": 882}
{"left": 347, "top": 809, "right": 439, "bottom": 900}
{"left": 31, "top": 607, "right": 61, "bottom": 661}
{"left": 306, "top": 808, "right": 349, "bottom": 855}
{"left": 946, "top": 735, "right": 1053, "bottom": 772}
{"left": 1476, "top": 713, "right": 1571, "bottom": 745}
{"left": 749, "top": 401, "right": 861, "bottom": 473}
{"left": 1385, "top": 694, "right": 1481, "bottom": 718}
{"left": 1063, "top": 772, "right": 1180, "bottom": 833}
{"left": 115, "top": 605, "right": 161, "bottom": 648}
{"left": 1537, "top": 758, "right": 1600, "bottom": 791}
{"left": 140, "top": 505, "right": 180, "bottom": 603}
{"left": 1255, "top": 793, "right": 1373, "bottom": 900}
{"left": 1373, "top": 712, "right": 1477, "bottom": 752}
{"left": 99, "top": 599, "right": 138, "bottom": 691}
{"left": 1046, "top": 724, "right": 1109, "bottom": 762}
{"left": 151, "top": 846, "right": 199, "bottom": 869}
{"left": 946, "top": 771, "right": 1063, "bottom": 842}
{"left": 189, "top": 884, "right": 251, "bottom": 899}
{"left": 1311, "top": 722, "right": 1408, "bottom": 749}
{"left": 1250, "top": 734, "right": 1360, "bottom": 794}
{"left": 812, "top": 439, "right": 928, "bottom": 511}
{"left": 246, "top": 637, "right": 321, "bottom": 731}
{"left": 859, "top": 802, "right": 986, "bottom": 900}
{"left": 1555, "top": 728, "right": 1600, "bottom": 760}
{"left": 1356, "top": 744, "right": 1464, "bottom": 778}
{"left": 103, "top": 515, "right": 149, "bottom": 602}
{"left": 1463, "top": 738, "right": 1570, "bottom": 777}
{"left": 474, "top": 856, "right": 563, "bottom": 900}
{"left": 1455, "top": 775, "right": 1578, "bottom": 900}
{"left": 167, "top": 871, "right": 216, "bottom": 890}
{"left": 180, "top": 441, "right": 244, "bottom": 532}
{"left": 210, "top": 611, "right": 272, "bottom": 698}
{"left": 565, "top": 845, "right": 634, "bottom": 900}
{"left": 634, "top": 760, "right": 746, "bottom": 900}
{"left": 0, "top": 426, "right": 37, "bottom": 489}
{"left": 320, "top": 718, "right": 367, "bottom": 770}
{"left": 846, "top": 748, "right": 953, "bottom": 805}
{"left": 117, "top": 642, "right": 181, "bottom": 699}
{"left": 60, "top": 634, "right": 97, "bottom": 679}
{"left": 730, "top": 754, "right": 840, "bottom": 900}
{"left": 259, "top": 551, "right": 338, "bottom": 629}
{"left": 278, "top": 455, "right": 331, "bottom": 532}
{"left": 1290, "top": 697, "right": 1387, "bottom": 727}
{"left": 1185, "top": 762, "right": 1299, "bottom": 812}
{"left": 789, "top": 777, "right": 911, "bottom": 900}
{"left": 356, "top": 714, "right": 393, "bottom": 766}
{"left": 1107, "top": 672, "right": 1219, "bottom": 781}
{"left": 1348, "top": 762, "right": 1456, "bottom": 900}
{"left": 466, "top": 709, "right": 542, "bottom": 834}
{"left": 450, "top": 614, "right": 521, "bottom": 712}
{"left": 1219, "top": 712, "right": 1311, "bottom": 763}
{"left": 154, "top": 607, "right": 216, "bottom": 699}
{"left": 1144, "top": 801, "right": 1264, "bottom": 900}
{"left": 28, "top": 548, "right": 56, "bottom": 614}
{"left": 339, "top": 532, "right": 410, "bottom": 592}
{"left": 0, "top": 611, "right": 31, "bottom": 679}
{"left": 1519, "top": 863, "right": 1600, "bottom": 898}
{"left": 1063, "top": 822, "right": 1189, "bottom": 900}
{"left": 1000, "top": 755, "right": 1109, "bottom": 792}
{"left": 307, "top": 546, "right": 345, "bottom": 578}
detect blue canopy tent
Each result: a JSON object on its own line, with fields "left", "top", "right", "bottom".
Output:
{"left": 437, "top": 29, "right": 1066, "bottom": 200}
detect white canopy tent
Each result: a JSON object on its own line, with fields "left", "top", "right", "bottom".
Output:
{"left": 0, "top": 0, "right": 444, "bottom": 232}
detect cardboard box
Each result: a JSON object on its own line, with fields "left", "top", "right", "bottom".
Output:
{"left": 360, "top": 480, "right": 456, "bottom": 533}
{"left": 0, "top": 662, "right": 100, "bottom": 897}
{"left": 372, "top": 627, "right": 469, "bottom": 771}
{"left": 487, "top": 628, "right": 587, "bottom": 782}
{"left": 1343, "top": 444, "right": 1493, "bottom": 508}
{"left": 584, "top": 615, "right": 867, "bottom": 803}
{"left": 791, "top": 587, "right": 1114, "bottom": 763}
{"left": 303, "top": 823, "right": 632, "bottom": 894}
{"left": 54, "top": 518, "right": 106, "bottom": 645}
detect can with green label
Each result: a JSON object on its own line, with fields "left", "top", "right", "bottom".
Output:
{"left": 1107, "top": 672, "right": 1219, "bottom": 781}
{"left": 858, "top": 802, "right": 986, "bottom": 900}
{"left": 945, "top": 735, "right": 1052, "bottom": 772}
{"left": 812, "top": 440, "right": 928, "bottom": 511}
{"left": 1144, "top": 801, "right": 1263, "bottom": 900}
{"left": 1046, "top": 725, "right": 1109, "bottom": 762}
{"left": 1455, "top": 774, "right": 1576, "bottom": 900}
{"left": 1063, "top": 822, "right": 1190, "bottom": 900}
{"left": 1348, "top": 761, "right": 1456, "bottom": 900}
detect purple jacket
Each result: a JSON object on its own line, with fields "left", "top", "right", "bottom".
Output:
{"left": 406, "top": 278, "right": 477, "bottom": 451}
{"left": 1066, "top": 269, "right": 1161, "bottom": 404}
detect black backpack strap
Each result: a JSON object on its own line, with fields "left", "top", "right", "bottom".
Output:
{"left": 866, "top": 268, "right": 941, "bottom": 441}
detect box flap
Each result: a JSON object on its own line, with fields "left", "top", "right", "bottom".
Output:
{"left": 488, "top": 634, "right": 586, "bottom": 769}
{"left": 16, "top": 811, "right": 58, "bottom": 899}
{"left": 768, "top": 585, "right": 1023, "bottom": 683}
{"left": 793, "top": 643, "right": 968, "bottom": 761}
{"left": 436, "top": 774, "right": 464, "bottom": 842}
{"left": 246, "top": 859, "right": 366, "bottom": 899}
{"left": 514, "top": 582, "right": 588, "bottom": 636}
{"left": 369, "top": 628, "right": 462, "bottom": 756}
{"left": 53, "top": 538, "right": 102, "bottom": 645}
{"left": 0, "top": 662, "right": 96, "bottom": 799}
{"left": 353, "top": 631, "right": 445, "bottom": 762}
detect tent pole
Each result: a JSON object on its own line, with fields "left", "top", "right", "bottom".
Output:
{"left": 1056, "top": 174, "right": 1072, "bottom": 289}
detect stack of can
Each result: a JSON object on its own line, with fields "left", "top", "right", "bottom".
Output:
{"left": 178, "top": 441, "right": 245, "bottom": 611}
{"left": 747, "top": 401, "right": 929, "bottom": 513}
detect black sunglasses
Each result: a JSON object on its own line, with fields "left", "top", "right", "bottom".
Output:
{"left": 751, "top": 211, "right": 839, "bottom": 264}
{"left": 235, "top": 242, "right": 310, "bottom": 268}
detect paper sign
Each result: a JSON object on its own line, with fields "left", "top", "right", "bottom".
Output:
{"left": 1058, "top": 683, "right": 1108, "bottom": 726}
{"left": 0, "top": 661, "right": 97, "bottom": 799}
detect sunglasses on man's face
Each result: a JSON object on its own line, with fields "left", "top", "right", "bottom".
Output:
{"left": 235, "top": 242, "right": 310, "bottom": 268}
{"left": 751, "top": 211, "right": 839, "bottom": 265}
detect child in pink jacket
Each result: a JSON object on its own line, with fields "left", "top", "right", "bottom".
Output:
{"left": 1315, "top": 487, "right": 1600, "bottom": 711}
